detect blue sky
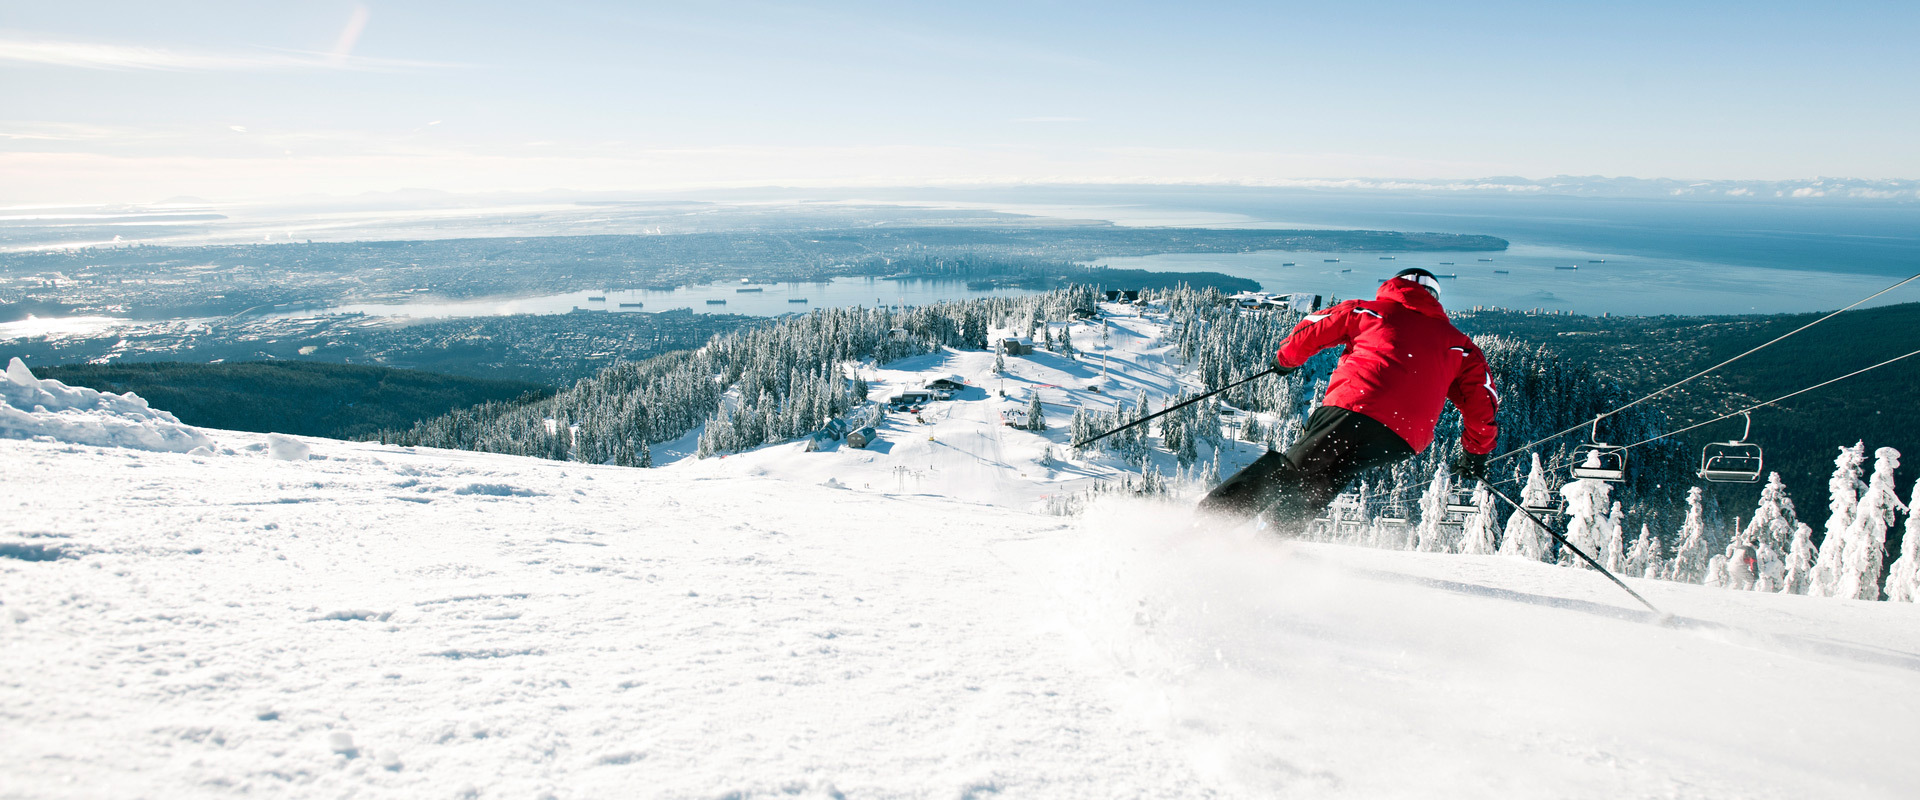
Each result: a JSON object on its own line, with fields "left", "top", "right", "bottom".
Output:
{"left": 2, "top": 1, "right": 1916, "bottom": 203}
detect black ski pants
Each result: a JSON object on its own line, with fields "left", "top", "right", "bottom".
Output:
{"left": 1198, "top": 406, "right": 1415, "bottom": 530}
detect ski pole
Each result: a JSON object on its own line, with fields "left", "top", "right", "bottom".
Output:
{"left": 1071, "top": 366, "right": 1282, "bottom": 450}
{"left": 1483, "top": 484, "right": 1664, "bottom": 617}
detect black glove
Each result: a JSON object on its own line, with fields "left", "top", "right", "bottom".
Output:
{"left": 1272, "top": 361, "right": 1296, "bottom": 376}
{"left": 1453, "top": 452, "right": 1489, "bottom": 482}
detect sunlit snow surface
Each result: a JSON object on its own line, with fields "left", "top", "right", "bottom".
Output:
{"left": 3, "top": 307, "right": 1919, "bottom": 797}
{"left": 5, "top": 435, "right": 1917, "bottom": 798}
{"left": 1, "top": 356, "right": 211, "bottom": 452}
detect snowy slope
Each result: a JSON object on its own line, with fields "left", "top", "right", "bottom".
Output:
{"left": 5, "top": 308, "right": 1920, "bottom": 799}
{"left": 0, "top": 433, "right": 1204, "bottom": 799}
{"left": 671, "top": 304, "right": 1270, "bottom": 512}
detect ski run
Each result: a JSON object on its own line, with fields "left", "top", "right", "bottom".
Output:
{"left": 4, "top": 302, "right": 1919, "bottom": 799}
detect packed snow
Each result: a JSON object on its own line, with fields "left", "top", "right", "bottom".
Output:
{"left": 1, "top": 356, "right": 212, "bottom": 452}
{"left": 4, "top": 308, "right": 1920, "bottom": 798}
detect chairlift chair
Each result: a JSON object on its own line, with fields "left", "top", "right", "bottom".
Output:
{"left": 1444, "top": 485, "right": 1480, "bottom": 516}
{"left": 1321, "top": 492, "right": 1362, "bottom": 528}
{"left": 1520, "top": 492, "right": 1564, "bottom": 517}
{"left": 1571, "top": 419, "right": 1628, "bottom": 482}
{"left": 1699, "top": 412, "right": 1764, "bottom": 483}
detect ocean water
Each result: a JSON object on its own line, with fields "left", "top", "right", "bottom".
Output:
{"left": 904, "top": 187, "right": 1920, "bottom": 316}
{"left": 9, "top": 188, "right": 1916, "bottom": 320}
{"left": 314, "top": 276, "right": 1040, "bottom": 319}
{"left": 1091, "top": 244, "right": 1902, "bottom": 316}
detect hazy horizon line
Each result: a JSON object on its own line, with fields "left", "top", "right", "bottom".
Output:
{"left": 6, "top": 174, "right": 1920, "bottom": 211}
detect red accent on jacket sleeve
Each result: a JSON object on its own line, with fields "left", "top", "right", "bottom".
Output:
{"left": 1276, "top": 301, "right": 1361, "bottom": 369}
{"left": 1448, "top": 343, "right": 1500, "bottom": 455}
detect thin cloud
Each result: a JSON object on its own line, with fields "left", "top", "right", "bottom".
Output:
{"left": 0, "top": 32, "right": 456, "bottom": 72}
{"left": 328, "top": 4, "right": 372, "bottom": 65}
{"left": 1013, "top": 116, "right": 1085, "bottom": 123}
{"left": 0, "top": 122, "right": 142, "bottom": 142}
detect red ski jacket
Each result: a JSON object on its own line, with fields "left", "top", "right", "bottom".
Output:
{"left": 1276, "top": 278, "right": 1499, "bottom": 454}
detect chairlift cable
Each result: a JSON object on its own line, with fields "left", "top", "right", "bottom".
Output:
{"left": 1484, "top": 270, "right": 1920, "bottom": 467}
{"left": 1385, "top": 343, "right": 1920, "bottom": 506}
{"left": 1397, "top": 343, "right": 1920, "bottom": 506}
{"left": 1367, "top": 276, "right": 1920, "bottom": 505}
{"left": 1620, "top": 345, "right": 1920, "bottom": 451}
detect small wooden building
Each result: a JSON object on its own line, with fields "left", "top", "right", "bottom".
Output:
{"left": 890, "top": 389, "right": 935, "bottom": 408}
{"left": 846, "top": 426, "right": 880, "bottom": 449}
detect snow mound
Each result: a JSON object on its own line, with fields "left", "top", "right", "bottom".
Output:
{"left": 1, "top": 357, "right": 211, "bottom": 452}
{"left": 266, "top": 433, "right": 311, "bottom": 461}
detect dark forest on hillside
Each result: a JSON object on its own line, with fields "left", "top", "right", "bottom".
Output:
{"left": 36, "top": 361, "right": 554, "bottom": 441}
{"left": 1461, "top": 302, "right": 1920, "bottom": 533}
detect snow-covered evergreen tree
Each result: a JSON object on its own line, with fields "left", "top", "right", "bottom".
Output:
{"left": 1195, "top": 401, "right": 1224, "bottom": 452}
{"left": 1884, "top": 478, "right": 1920, "bottom": 602}
{"left": 1068, "top": 407, "right": 1094, "bottom": 454}
{"left": 1670, "top": 486, "right": 1712, "bottom": 583}
{"left": 1415, "top": 464, "right": 1453, "bottom": 553}
{"left": 1812, "top": 441, "right": 1868, "bottom": 597}
{"left": 1175, "top": 420, "right": 1199, "bottom": 469}
{"left": 1835, "top": 447, "right": 1905, "bottom": 601}
{"left": 1559, "top": 478, "right": 1612, "bottom": 570}
{"left": 1458, "top": 483, "right": 1498, "bottom": 555}
{"left": 1754, "top": 539, "right": 1784, "bottom": 592}
{"left": 1626, "top": 525, "right": 1662, "bottom": 579}
{"left": 1603, "top": 502, "right": 1627, "bottom": 574}
{"left": 1742, "top": 472, "right": 1800, "bottom": 558}
{"left": 1160, "top": 408, "right": 1184, "bottom": 457}
{"left": 1704, "top": 554, "right": 1730, "bottom": 588}
{"left": 1025, "top": 393, "right": 1047, "bottom": 432}
{"left": 1498, "top": 454, "right": 1553, "bottom": 562}
{"left": 1782, "top": 523, "right": 1817, "bottom": 595}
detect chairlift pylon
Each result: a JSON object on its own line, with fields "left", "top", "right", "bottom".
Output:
{"left": 1571, "top": 418, "right": 1628, "bottom": 482}
{"left": 1699, "top": 411, "right": 1764, "bottom": 483}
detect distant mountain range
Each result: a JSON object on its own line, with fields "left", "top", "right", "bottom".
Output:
{"left": 1222, "top": 176, "right": 1920, "bottom": 202}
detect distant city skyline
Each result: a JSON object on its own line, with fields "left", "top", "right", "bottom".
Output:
{"left": 3, "top": 1, "right": 1917, "bottom": 204}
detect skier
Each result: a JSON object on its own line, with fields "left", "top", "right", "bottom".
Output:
{"left": 1197, "top": 267, "right": 1499, "bottom": 530}
{"left": 1727, "top": 542, "right": 1758, "bottom": 590}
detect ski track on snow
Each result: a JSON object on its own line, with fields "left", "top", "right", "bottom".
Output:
{"left": 0, "top": 436, "right": 1203, "bottom": 799}
{"left": 6, "top": 304, "right": 1920, "bottom": 798}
